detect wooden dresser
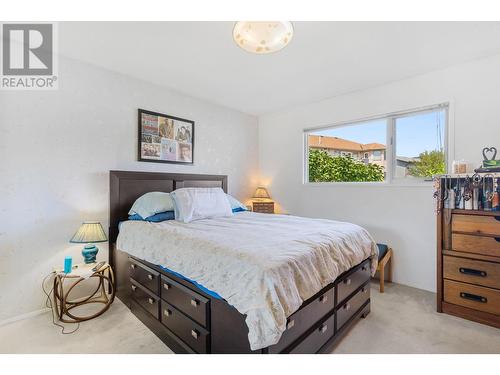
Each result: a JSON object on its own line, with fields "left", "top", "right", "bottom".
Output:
{"left": 437, "top": 208, "right": 500, "bottom": 328}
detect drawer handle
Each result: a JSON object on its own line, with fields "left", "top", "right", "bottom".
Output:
{"left": 163, "top": 309, "right": 172, "bottom": 317}
{"left": 191, "top": 329, "right": 199, "bottom": 339}
{"left": 361, "top": 265, "right": 368, "bottom": 272}
{"left": 494, "top": 216, "right": 500, "bottom": 222}
{"left": 319, "top": 294, "right": 328, "bottom": 303}
{"left": 319, "top": 324, "right": 328, "bottom": 334}
{"left": 163, "top": 283, "right": 170, "bottom": 290}
{"left": 286, "top": 319, "right": 295, "bottom": 330}
{"left": 147, "top": 274, "right": 154, "bottom": 280}
{"left": 131, "top": 285, "right": 137, "bottom": 292}
{"left": 191, "top": 299, "right": 200, "bottom": 307}
{"left": 130, "top": 264, "right": 136, "bottom": 269}
{"left": 494, "top": 237, "right": 500, "bottom": 243}
{"left": 459, "top": 267, "right": 487, "bottom": 277}
{"left": 361, "top": 287, "right": 367, "bottom": 293}
{"left": 343, "top": 278, "right": 352, "bottom": 286}
{"left": 460, "top": 292, "right": 487, "bottom": 304}
{"left": 148, "top": 298, "right": 155, "bottom": 305}
{"left": 343, "top": 303, "right": 351, "bottom": 311}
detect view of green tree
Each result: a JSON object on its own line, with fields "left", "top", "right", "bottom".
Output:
{"left": 407, "top": 150, "right": 445, "bottom": 178}
{"left": 308, "top": 149, "right": 385, "bottom": 182}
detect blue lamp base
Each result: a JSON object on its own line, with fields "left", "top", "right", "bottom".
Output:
{"left": 82, "top": 244, "right": 99, "bottom": 264}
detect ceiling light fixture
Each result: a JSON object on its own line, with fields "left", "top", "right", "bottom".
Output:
{"left": 233, "top": 21, "right": 293, "bottom": 54}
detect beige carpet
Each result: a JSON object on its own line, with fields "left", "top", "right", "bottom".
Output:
{"left": 0, "top": 281, "right": 498, "bottom": 354}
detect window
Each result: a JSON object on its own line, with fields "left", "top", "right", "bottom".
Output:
{"left": 305, "top": 104, "right": 447, "bottom": 183}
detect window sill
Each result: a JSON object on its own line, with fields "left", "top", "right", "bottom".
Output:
{"left": 304, "top": 181, "right": 433, "bottom": 188}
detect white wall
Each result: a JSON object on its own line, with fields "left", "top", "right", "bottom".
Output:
{"left": 0, "top": 57, "right": 259, "bottom": 321}
{"left": 259, "top": 53, "right": 500, "bottom": 292}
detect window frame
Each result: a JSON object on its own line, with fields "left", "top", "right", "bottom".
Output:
{"left": 303, "top": 103, "right": 449, "bottom": 186}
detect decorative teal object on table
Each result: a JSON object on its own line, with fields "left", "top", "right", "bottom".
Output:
{"left": 70, "top": 221, "right": 107, "bottom": 264}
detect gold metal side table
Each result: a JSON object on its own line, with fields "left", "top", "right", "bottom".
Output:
{"left": 53, "top": 262, "right": 115, "bottom": 323}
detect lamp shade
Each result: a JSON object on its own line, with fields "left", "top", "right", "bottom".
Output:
{"left": 253, "top": 187, "right": 271, "bottom": 199}
{"left": 70, "top": 221, "right": 107, "bottom": 243}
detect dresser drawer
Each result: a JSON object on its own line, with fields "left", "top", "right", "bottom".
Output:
{"left": 452, "top": 233, "right": 500, "bottom": 258}
{"left": 130, "top": 278, "right": 160, "bottom": 319}
{"left": 129, "top": 258, "right": 160, "bottom": 295}
{"left": 444, "top": 255, "right": 500, "bottom": 289}
{"left": 288, "top": 314, "right": 335, "bottom": 354}
{"left": 444, "top": 279, "right": 500, "bottom": 316}
{"left": 160, "top": 300, "right": 210, "bottom": 353}
{"left": 160, "top": 275, "right": 209, "bottom": 327}
{"left": 452, "top": 214, "right": 500, "bottom": 236}
{"left": 268, "top": 286, "right": 334, "bottom": 353}
{"left": 252, "top": 202, "right": 274, "bottom": 214}
{"left": 336, "top": 282, "right": 370, "bottom": 331}
{"left": 337, "top": 259, "right": 371, "bottom": 304}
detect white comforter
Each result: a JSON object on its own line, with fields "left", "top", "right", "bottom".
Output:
{"left": 117, "top": 212, "right": 378, "bottom": 350}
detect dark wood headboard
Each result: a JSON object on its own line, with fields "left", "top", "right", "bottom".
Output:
{"left": 109, "top": 171, "right": 228, "bottom": 243}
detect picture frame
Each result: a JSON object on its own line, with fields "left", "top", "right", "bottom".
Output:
{"left": 138, "top": 108, "right": 194, "bottom": 164}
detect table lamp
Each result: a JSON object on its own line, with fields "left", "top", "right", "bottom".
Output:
{"left": 70, "top": 221, "right": 107, "bottom": 264}
{"left": 253, "top": 187, "right": 271, "bottom": 201}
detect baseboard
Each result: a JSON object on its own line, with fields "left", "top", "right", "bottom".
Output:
{"left": 0, "top": 307, "right": 51, "bottom": 327}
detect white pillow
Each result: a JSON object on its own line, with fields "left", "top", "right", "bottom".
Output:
{"left": 128, "top": 192, "right": 175, "bottom": 219}
{"left": 170, "top": 187, "right": 233, "bottom": 223}
{"left": 226, "top": 194, "right": 248, "bottom": 212}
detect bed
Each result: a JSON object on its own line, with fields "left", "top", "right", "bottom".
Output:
{"left": 109, "top": 170, "right": 377, "bottom": 354}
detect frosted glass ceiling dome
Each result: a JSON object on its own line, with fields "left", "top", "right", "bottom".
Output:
{"left": 233, "top": 21, "right": 293, "bottom": 54}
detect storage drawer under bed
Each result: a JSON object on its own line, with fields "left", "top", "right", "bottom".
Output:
{"left": 130, "top": 278, "right": 160, "bottom": 320}
{"left": 336, "top": 281, "right": 370, "bottom": 331}
{"left": 161, "top": 275, "right": 209, "bottom": 328}
{"left": 288, "top": 314, "right": 335, "bottom": 354}
{"left": 337, "top": 259, "right": 371, "bottom": 304}
{"left": 160, "top": 300, "right": 210, "bottom": 353}
{"left": 129, "top": 258, "right": 160, "bottom": 295}
{"left": 268, "top": 285, "right": 335, "bottom": 353}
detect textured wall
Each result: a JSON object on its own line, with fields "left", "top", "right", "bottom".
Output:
{"left": 259, "top": 53, "right": 500, "bottom": 292}
{"left": 0, "top": 57, "right": 259, "bottom": 321}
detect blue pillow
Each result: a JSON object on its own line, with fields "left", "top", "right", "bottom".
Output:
{"left": 226, "top": 194, "right": 248, "bottom": 212}
{"left": 128, "top": 211, "right": 175, "bottom": 222}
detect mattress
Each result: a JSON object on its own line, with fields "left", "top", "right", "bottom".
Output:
{"left": 117, "top": 211, "right": 378, "bottom": 350}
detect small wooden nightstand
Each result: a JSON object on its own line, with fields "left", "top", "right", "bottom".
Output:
{"left": 53, "top": 262, "right": 115, "bottom": 323}
{"left": 252, "top": 201, "right": 275, "bottom": 214}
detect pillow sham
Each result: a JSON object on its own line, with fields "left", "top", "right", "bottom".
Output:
{"left": 128, "top": 211, "right": 175, "bottom": 222}
{"left": 170, "top": 187, "right": 233, "bottom": 223}
{"left": 128, "top": 192, "right": 175, "bottom": 220}
{"left": 226, "top": 194, "right": 248, "bottom": 213}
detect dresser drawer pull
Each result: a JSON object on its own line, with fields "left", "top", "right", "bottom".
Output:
{"left": 147, "top": 274, "right": 154, "bottom": 280}
{"left": 319, "top": 324, "right": 328, "bottom": 334}
{"left": 343, "top": 303, "right": 351, "bottom": 311}
{"left": 131, "top": 285, "right": 137, "bottom": 292}
{"left": 319, "top": 294, "right": 328, "bottom": 303}
{"left": 286, "top": 319, "right": 295, "bottom": 330}
{"left": 460, "top": 292, "right": 487, "bottom": 303}
{"left": 148, "top": 298, "right": 155, "bottom": 305}
{"left": 459, "top": 267, "right": 487, "bottom": 277}
{"left": 191, "top": 329, "right": 199, "bottom": 339}
{"left": 343, "top": 278, "right": 352, "bottom": 286}
{"left": 494, "top": 216, "right": 500, "bottom": 222}
{"left": 361, "top": 287, "right": 367, "bottom": 293}
{"left": 163, "top": 283, "right": 170, "bottom": 290}
{"left": 191, "top": 299, "right": 200, "bottom": 307}
{"left": 163, "top": 309, "right": 172, "bottom": 317}
{"left": 130, "top": 264, "right": 136, "bottom": 269}
{"left": 495, "top": 237, "right": 500, "bottom": 242}
{"left": 361, "top": 265, "right": 368, "bottom": 272}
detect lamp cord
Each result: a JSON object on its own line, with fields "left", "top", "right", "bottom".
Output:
{"left": 42, "top": 272, "right": 80, "bottom": 334}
